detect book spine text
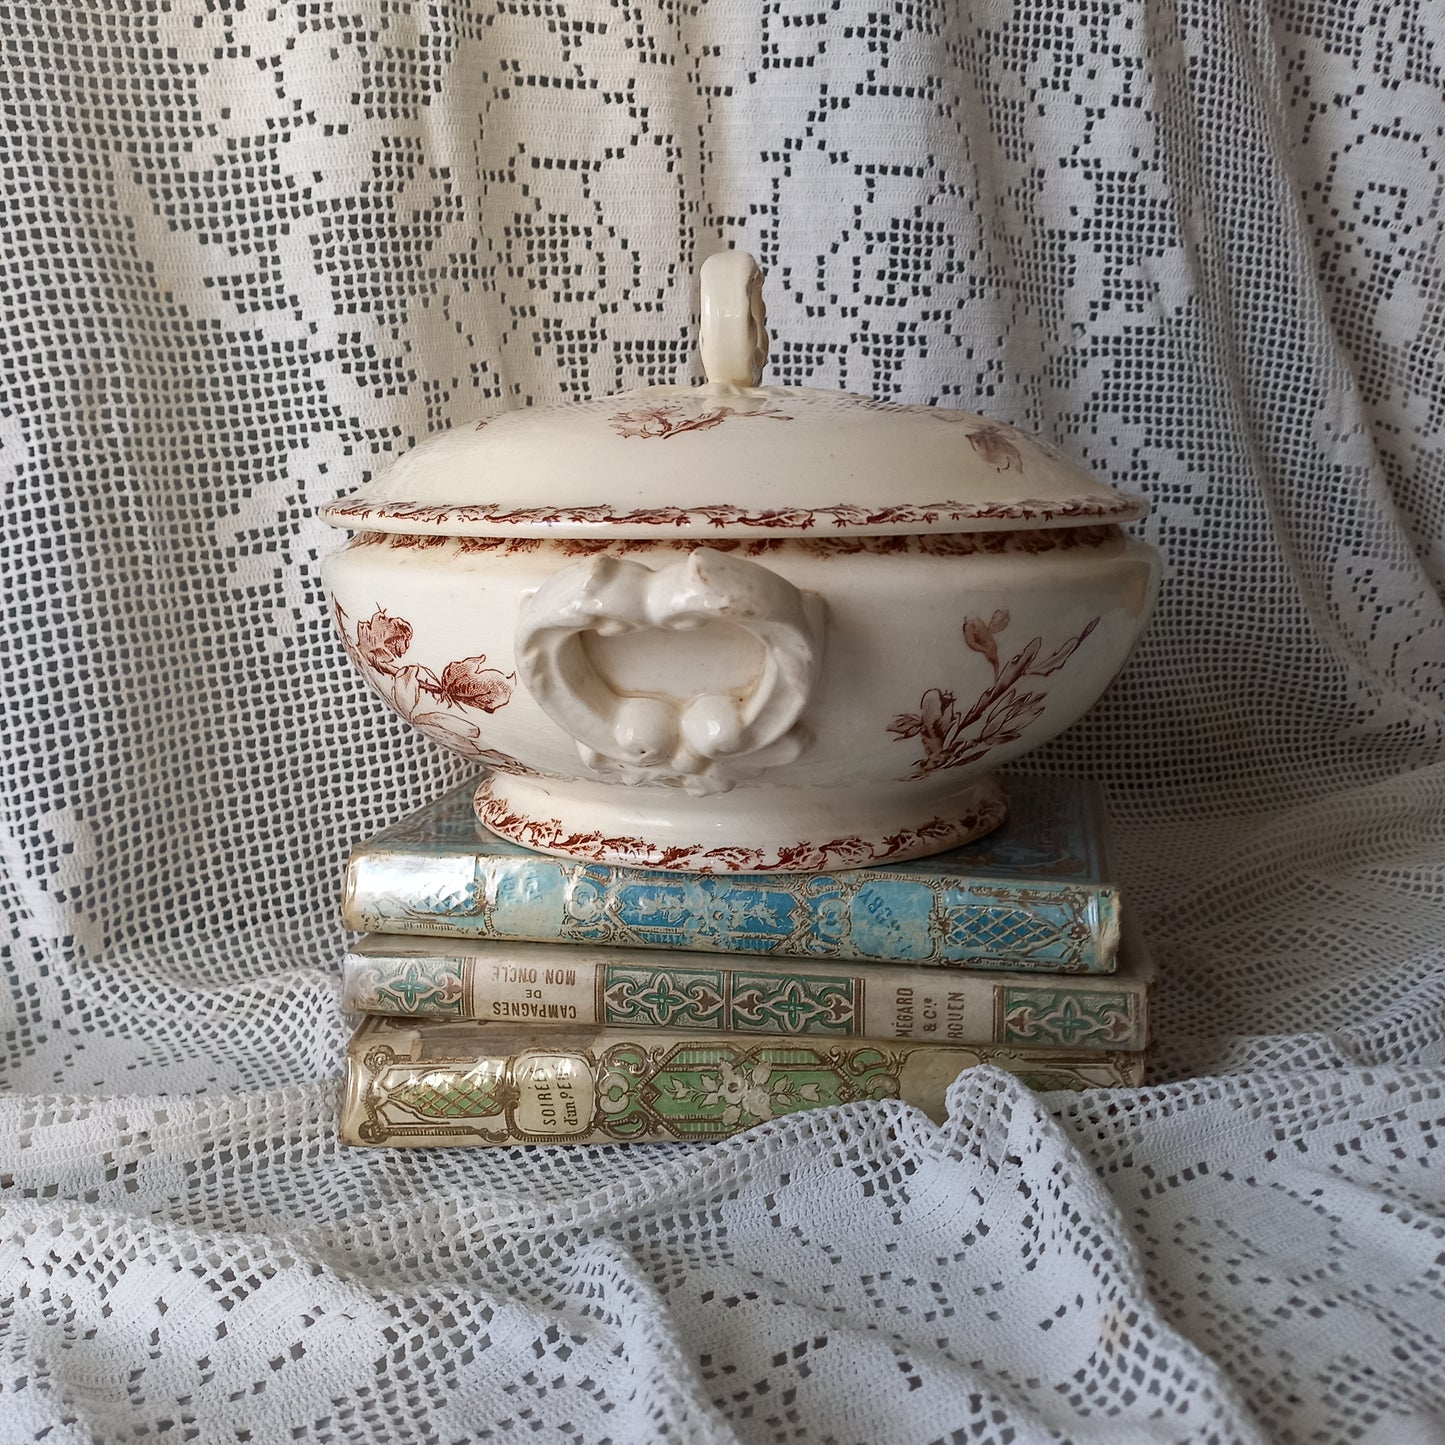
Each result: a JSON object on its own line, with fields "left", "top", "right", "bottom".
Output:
{"left": 342, "top": 946, "right": 1145, "bottom": 1050}
{"left": 341, "top": 1026, "right": 1145, "bottom": 1148}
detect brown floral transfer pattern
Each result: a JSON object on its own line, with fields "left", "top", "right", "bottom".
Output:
{"left": 348, "top": 526, "right": 1124, "bottom": 558}
{"left": 852, "top": 400, "right": 1034, "bottom": 471}
{"left": 473, "top": 777, "right": 1007, "bottom": 874}
{"left": 889, "top": 610, "right": 1100, "bottom": 779}
{"left": 322, "top": 495, "right": 1143, "bottom": 531}
{"left": 334, "top": 601, "right": 522, "bottom": 768}
{"left": 961, "top": 423, "right": 1023, "bottom": 472}
{"left": 610, "top": 399, "right": 794, "bottom": 439}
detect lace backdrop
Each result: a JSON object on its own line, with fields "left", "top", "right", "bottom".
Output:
{"left": 1, "top": 3, "right": 1442, "bottom": 1441}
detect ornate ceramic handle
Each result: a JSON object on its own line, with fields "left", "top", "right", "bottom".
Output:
{"left": 699, "top": 250, "right": 769, "bottom": 387}
{"left": 515, "top": 548, "right": 825, "bottom": 796}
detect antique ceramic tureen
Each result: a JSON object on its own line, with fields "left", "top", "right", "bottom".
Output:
{"left": 321, "top": 251, "right": 1159, "bottom": 872}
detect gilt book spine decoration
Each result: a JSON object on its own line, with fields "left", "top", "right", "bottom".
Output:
{"left": 339, "top": 1015, "right": 1147, "bottom": 1148}
{"left": 341, "top": 930, "right": 1152, "bottom": 1051}
{"left": 343, "top": 775, "right": 1122, "bottom": 973}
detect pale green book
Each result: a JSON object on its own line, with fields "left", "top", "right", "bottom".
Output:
{"left": 340, "top": 919, "right": 1153, "bottom": 1050}
{"left": 340, "top": 1014, "right": 1147, "bottom": 1148}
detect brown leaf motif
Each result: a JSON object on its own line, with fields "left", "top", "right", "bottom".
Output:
{"left": 355, "top": 609, "right": 412, "bottom": 670}
{"left": 961, "top": 611, "right": 1004, "bottom": 671}
{"left": 436, "top": 657, "right": 516, "bottom": 713}
{"left": 888, "top": 612, "right": 1100, "bottom": 778}
{"left": 965, "top": 424, "right": 1024, "bottom": 473}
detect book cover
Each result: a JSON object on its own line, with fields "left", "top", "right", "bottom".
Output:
{"left": 340, "top": 917, "right": 1152, "bottom": 1050}
{"left": 339, "top": 1014, "right": 1147, "bottom": 1148}
{"left": 343, "top": 774, "right": 1122, "bottom": 973}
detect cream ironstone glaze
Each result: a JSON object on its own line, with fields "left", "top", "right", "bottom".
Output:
{"left": 320, "top": 251, "right": 1160, "bottom": 873}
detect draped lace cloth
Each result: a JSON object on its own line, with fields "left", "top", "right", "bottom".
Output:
{"left": 2, "top": 4, "right": 1442, "bottom": 1441}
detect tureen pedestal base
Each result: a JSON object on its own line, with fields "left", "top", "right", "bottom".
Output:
{"left": 472, "top": 771, "right": 1008, "bottom": 874}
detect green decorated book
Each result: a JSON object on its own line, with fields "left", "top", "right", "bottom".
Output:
{"left": 339, "top": 1014, "right": 1147, "bottom": 1148}
{"left": 343, "top": 774, "right": 1123, "bottom": 973}
{"left": 340, "top": 920, "right": 1152, "bottom": 1050}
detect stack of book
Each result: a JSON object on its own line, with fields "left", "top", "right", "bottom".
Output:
{"left": 336, "top": 776, "right": 1151, "bottom": 1148}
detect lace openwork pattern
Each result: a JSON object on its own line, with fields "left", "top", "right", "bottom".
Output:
{"left": 1, "top": 3, "right": 1441, "bottom": 1441}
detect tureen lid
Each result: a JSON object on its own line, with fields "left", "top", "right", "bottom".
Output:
{"left": 321, "top": 251, "right": 1147, "bottom": 539}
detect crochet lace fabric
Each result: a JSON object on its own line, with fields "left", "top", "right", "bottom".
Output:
{"left": 2, "top": 4, "right": 1441, "bottom": 1441}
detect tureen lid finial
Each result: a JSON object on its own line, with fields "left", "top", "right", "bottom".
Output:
{"left": 699, "top": 249, "right": 769, "bottom": 388}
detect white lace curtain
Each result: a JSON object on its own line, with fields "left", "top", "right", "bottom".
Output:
{"left": 1, "top": 4, "right": 1441, "bottom": 1441}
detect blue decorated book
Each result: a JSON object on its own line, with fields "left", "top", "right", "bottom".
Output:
{"left": 342, "top": 775, "right": 1123, "bottom": 973}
